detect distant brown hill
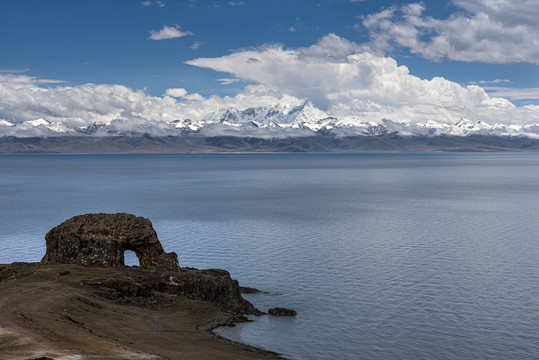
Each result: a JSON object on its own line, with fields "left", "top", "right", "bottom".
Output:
{"left": 1, "top": 134, "right": 539, "bottom": 154}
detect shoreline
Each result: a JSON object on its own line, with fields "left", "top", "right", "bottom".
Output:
{"left": 0, "top": 262, "right": 286, "bottom": 360}
{"left": 200, "top": 318, "right": 286, "bottom": 359}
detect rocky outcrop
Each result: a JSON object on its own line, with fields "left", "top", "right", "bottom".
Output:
{"left": 268, "top": 308, "right": 297, "bottom": 316}
{"left": 37, "top": 213, "right": 264, "bottom": 314}
{"left": 83, "top": 267, "right": 260, "bottom": 314}
{"left": 41, "top": 213, "right": 178, "bottom": 270}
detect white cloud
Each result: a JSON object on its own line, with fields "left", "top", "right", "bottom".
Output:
{"left": 0, "top": 73, "right": 302, "bottom": 127}
{"left": 181, "top": 93, "right": 205, "bottom": 101}
{"left": 186, "top": 34, "right": 367, "bottom": 107}
{"left": 148, "top": 25, "right": 193, "bottom": 40}
{"left": 0, "top": 74, "right": 174, "bottom": 126}
{"left": 165, "top": 88, "right": 188, "bottom": 98}
{"left": 186, "top": 34, "right": 539, "bottom": 125}
{"left": 288, "top": 26, "right": 297, "bottom": 32}
{"left": 141, "top": 1, "right": 151, "bottom": 6}
{"left": 228, "top": 1, "right": 245, "bottom": 6}
{"left": 164, "top": 88, "right": 205, "bottom": 101}
{"left": 361, "top": 0, "right": 539, "bottom": 64}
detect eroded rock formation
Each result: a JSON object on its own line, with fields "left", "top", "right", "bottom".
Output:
{"left": 36, "top": 213, "right": 266, "bottom": 314}
{"left": 41, "top": 213, "right": 179, "bottom": 270}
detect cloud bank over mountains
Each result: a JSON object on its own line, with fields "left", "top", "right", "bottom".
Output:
{"left": 1, "top": 33, "right": 538, "bottom": 137}
{"left": 187, "top": 34, "right": 538, "bottom": 125}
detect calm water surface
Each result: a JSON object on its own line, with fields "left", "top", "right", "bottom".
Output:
{"left": 1, "top": 153, "right": 539, "bottom": 360}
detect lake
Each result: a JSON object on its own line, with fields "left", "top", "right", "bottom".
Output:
{"left": 1, "top": 153, "right": 539, "bottom": 359}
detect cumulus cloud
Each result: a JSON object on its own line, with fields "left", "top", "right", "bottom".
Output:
{"left": 360, "top": 0, "right": 539, "bottom": 64}
{"left": 0, "top": 74, "right": 174, "bottom": 126}
{"left": 0, "top": 73, "right": 302, "bottom": 127}
{"left": 186, "top": 34, "right": 366, "bottom": 107}
{"left": 164, "top": 88, "right": 206, "bottom": 101}
{"left": 186, "top": 34, "right": 539, "bottom": 125}
{"left": 165, "top": 88, "right": 188, "bottom": 98}
{"left": 148, "top": 25, "right": 193, "bottom": 40}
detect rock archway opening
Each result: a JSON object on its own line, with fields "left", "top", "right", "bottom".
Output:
{"left": 123, "top": 249, "right": 140, "bottom": 267}
{"left": 42, "top": 213, "right": 179, "bottom": 270}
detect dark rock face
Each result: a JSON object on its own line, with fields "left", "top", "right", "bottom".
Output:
{"left": 268, "top": 307, "right": 297, "bottom": 316}
{"left": 41, "top": 213, "right": 178, "bottom": 270}
{"left": 84, "top": 267, "right": 262, "bottom": 314}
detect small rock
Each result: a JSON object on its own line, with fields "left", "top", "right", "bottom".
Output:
{"left": 268, "top": 307, "right": 297, "bottom": 316}
{"left": 59, "top": 270, "right": 70, "bottom": 276}
{"left": 240, "top": 286, "right": 268, "bottom": 294}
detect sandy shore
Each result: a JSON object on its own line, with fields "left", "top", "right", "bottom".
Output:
{"left": 0, "top": 263, "right": 284, "bottom": 360}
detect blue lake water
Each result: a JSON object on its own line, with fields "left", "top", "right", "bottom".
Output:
{"left": 1, "top": 153, "right": 539, "bottom": 360}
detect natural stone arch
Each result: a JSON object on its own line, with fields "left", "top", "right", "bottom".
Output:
{"left": 41, "top": 213, "right": 179, "bottom": 270}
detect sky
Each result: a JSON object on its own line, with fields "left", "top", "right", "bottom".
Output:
{"left": 0, "top": 0, "right": 538, "bottom": 127}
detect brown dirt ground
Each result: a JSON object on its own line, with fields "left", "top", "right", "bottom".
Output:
{"left": 0, "top": 263, "right": 283, "bottom": 360}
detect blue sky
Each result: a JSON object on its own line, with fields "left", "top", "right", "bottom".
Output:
{"left": 0, "top": 0, "right": 538, "bottom": 126}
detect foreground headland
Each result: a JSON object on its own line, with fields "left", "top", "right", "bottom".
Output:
{"left": 0, "top": 213, "right": 285, "bottom": 360}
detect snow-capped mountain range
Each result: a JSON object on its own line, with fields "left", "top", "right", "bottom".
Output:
{"left": 2, "top": 101, "right": 539, "bottom": 139}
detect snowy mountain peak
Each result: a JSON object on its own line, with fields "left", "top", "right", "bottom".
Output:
{"left": 47, "top": 121, "right": 72, "bottom": 133}
{"left": 0, "top": 120, "right": 14, "bottom": 127}
{"left": 22, "top": 118, "right": 50, "bottom": 127}
{"left": 202, "top": 101, "right": 329, "bottom": 127}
